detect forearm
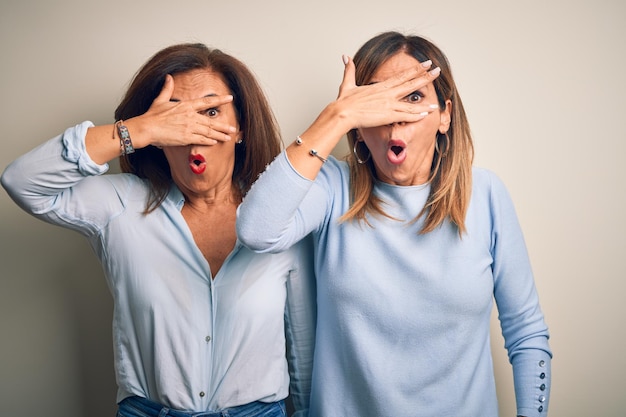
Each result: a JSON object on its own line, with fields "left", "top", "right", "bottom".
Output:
{"left": 286, "top": 101, "right": 353, "bottom": 180}
{"left": 284, "top": 56, "right": 440, "bottom": 181}
{"left": 86, "top": 75, "right": 239, "bottom": 165}
{"left": 85, "top": 117, "right": 153, "bottom": 165}
{"left": 85, "top": 123, "right": 130, "bottom": 166}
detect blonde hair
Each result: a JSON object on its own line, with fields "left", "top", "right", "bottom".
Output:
{"left": 339, "top": 32, "right": 474, "bottom": 235}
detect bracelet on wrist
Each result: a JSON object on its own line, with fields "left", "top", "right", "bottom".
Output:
{"left": 309, "top": 149, "right": 327, "bottom": 163}
{"left": 295, "top": 135, "right": 327, "bottom": 163}
{"left": 115, "top": 120, "right": 135, "bottom": 155}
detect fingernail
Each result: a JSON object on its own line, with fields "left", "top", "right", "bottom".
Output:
{"left": 229, "top": 126, "right": 237, "bottom": 133}
{"left": 419, "top": 112, "right": 429, "bottom": 117}
{"left": 429, "top": 104, "right": 439, "bottom": 109}
{"left": 429, "top": 67, "right": 441, "bottom": 76}
{"left": 342, "top": 55, "right": 349, "bottom": 65}
{"left": 421, "top": 60, "right": 432, "bottom": 68}
{"left": 226, "top": 95, "right": 234, "bottom": 101}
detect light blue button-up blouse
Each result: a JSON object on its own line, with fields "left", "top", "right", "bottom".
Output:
{"left": 1, "top": 121, "right": 315, "bottom": 415}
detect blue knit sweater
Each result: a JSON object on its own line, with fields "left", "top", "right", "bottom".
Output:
{"left": 237, "top": 152, "right": 552, "bottom": 417}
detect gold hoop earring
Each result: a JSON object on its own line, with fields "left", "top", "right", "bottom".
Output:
{"left": 353, "top": 141, "right": 371, "bottom": 164}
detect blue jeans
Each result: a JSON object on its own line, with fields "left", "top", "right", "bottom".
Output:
{"left": 117, "top": 396, "right": 287, "bottom": 417}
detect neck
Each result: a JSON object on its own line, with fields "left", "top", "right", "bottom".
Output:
{"left": 184, "top": 182, "right": 242, "bottom": 211}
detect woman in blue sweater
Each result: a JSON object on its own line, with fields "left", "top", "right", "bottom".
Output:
{"left": 237, "top": 31, "right": 552, "bottom": 417}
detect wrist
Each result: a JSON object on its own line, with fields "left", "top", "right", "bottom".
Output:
{"left": 115, "top": 121, "right": 135, "bottom": 155}
{"left": 325, "top": 100, "right": 356, "bottom": 134}
{"left": 121, "top": 117, "right": 150, "bottom": 150}
{"left": 307, "top": 102, "right": 354, "bottom": 142}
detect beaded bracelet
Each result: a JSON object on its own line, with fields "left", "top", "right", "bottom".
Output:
{"left": 295, "top": 135, "right": 327, "bottom": 163}
{"left": 115, "top": 120, "right": 135, "bottom": 155}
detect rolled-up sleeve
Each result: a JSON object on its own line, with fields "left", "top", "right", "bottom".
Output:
{"left": 1, "top": 121, "right": 119, "bottom": 236}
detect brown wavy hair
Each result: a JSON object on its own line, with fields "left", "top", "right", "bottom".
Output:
{"left": 340, "top": 32, "right": 474, "bottom": 235}
{"left": 115, "top": 43, "right": 282, "bottom": 213}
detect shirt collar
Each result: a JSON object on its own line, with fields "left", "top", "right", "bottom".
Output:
{"left": 166, "top": 182, "right": 186, "bottom": 211}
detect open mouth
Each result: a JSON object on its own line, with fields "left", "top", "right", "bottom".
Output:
{"left": 387, "top": 140, "right": 407, "bottom": 165}
{"left": 189, "top": 154, "right": 206, "bottom": 174}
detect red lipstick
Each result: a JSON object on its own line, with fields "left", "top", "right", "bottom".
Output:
{"left": 189, "top": 154, "right": 206, "bottom": 175}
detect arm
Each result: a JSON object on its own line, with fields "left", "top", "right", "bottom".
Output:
{"left": 237, "top": 152, "right": 331, "bottom": 253}
{"left": 489, "top": 172, "right": 552, "bottom": 417}
{"left": 1, "top": 75, "right": 235, "bottom": 231}
{"left": 86, "top": 74, "right": 236, "bottom": 165}
{"left": 284, "top": 235, "right": 317, "bottom": 416}
{"left": 237, "top": 56, "right": 440, "bottom": 251}
{"left": 283, "top": 56, "right": 441, "bottom": 181}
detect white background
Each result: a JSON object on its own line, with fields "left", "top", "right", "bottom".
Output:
{"left": 1, "top": 1, "right": 624, "bottom": 416}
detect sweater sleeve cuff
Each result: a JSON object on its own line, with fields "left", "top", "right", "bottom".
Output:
{"left": 514, "top": 348, "right": 551, "bottom": 416}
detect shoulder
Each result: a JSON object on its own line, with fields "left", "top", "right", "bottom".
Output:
{"left": 472, "top": 166, "right": 511, "bottom": 199}
{"left": 473, "top": 166, "right": 503, "bottom": 188}
{"left": 470, "top": 166, "right": 520, "bottom": 223}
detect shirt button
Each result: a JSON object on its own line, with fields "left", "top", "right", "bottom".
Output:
{"left": 538, "top": 405, "right": 544, "bottom": 412}
{"left": 539, "top": 395, "right": 546, "bottom": 403}
{"left": 539, "top": 360, "right": 546, "bottom": 367}
{"left": 199, "top": 391, "right": 205, "bottom": 397}
{"left": 540, "top": 372, "right": 546, "bottom": 379}
{"left": 540, "top": 383, "right": 546, "bottom": 391}
{"left": 205, "top": 335, "right": 211, "bottom": 342}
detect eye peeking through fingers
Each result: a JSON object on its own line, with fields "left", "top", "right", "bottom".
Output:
{"left": 201, "top": 108, "right": 219, "bottom": 117}
{"left": 404, "top": 91, "right": 424, "bottom": 103}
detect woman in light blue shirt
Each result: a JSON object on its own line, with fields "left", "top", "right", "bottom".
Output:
{"left": 237, "top": 32, "right": 552, "bottom": 417}
{"left": 2, "top": 43, "right": 314, "bottom": 417}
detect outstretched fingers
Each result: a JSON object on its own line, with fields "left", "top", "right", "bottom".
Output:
{"left": 152, "top": 74, "right": 175, "bottom": 105}
{"left": 380, "top": 61, "right": 440, "bottom": 99}
{"left": 191, "top": 94, "right": 234, "bottom": 114}
{"left": 190, "top": 95, "right": 237, "bottom": 145}
{"left": 337, "top": 55, "right": 357, "bottom": 98}
{"left": 140, "top": 86, "right": 238, "bottom": 148}
{"left": 383, "top": 64, "right": 442, "bottom": 123}
{"left": 191, "top": 117, "right": 237, "bottom": 145}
